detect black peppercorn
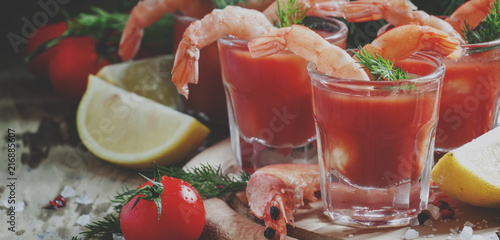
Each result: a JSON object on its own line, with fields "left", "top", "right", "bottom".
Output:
{"left": 264, "top": 227, "right": 276, "bottom": 239}
{"left": 270, "top": 206, "right": 280, "bottom": 221}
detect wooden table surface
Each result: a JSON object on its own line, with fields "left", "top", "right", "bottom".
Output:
{"left": 1, "top": 65, "right": 499, "bottom": 240}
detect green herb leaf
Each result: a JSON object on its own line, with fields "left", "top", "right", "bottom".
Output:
{"left": 210, "top": 0, "right": 248, "bottom": 9}
{"left": 462, "top": 0, "right": 500, "bottom": 44}
{"left": 353, "top": 47, "right": 412, "bottom": 81}
{"left": 79, "top": 214, "right": 121, "bottom": 239}
{"left": 274, "top": 0, "right": 308, "bottom": 28}
{"left": 157, "top": 164, "right": 251, "bottom": 199}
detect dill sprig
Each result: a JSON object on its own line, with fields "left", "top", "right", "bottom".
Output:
{"left": 157, "top": 164, "right": 251, "bottom": 199}
{"left": 353, "top": 47, "right": 412, "bottom": 81}
{"left": 210, "top": 0, "right": 248, "bottom": 9}
{"left": 79, "top": 215, "right": 122, "bottom": 239}
{"left": 274, "top": 0, "right": 309, "bottom": 28}
{"left": 462, "top": 0, "right": 500, "bottom": 44}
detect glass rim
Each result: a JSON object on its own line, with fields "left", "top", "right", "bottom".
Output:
{"left": 218, "top": 16, "right": 348, "bottom": 45}
{"left": 307, "top": 51, "right": 446, "bottom": 85}
{"left": 378, "top": 22, "right": 500, "bottom": 51}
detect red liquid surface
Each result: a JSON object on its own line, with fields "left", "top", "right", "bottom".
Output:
{"left": 312, "top": 60, "right": 440, "bottom": 188}
{"left": 174, "top": 16, "right": 228, "bottom": 123}
{"left": 435, "top": 54, "right": 500, "bottom": 151}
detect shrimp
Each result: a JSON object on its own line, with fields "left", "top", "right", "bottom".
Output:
{"left": 263, "top": 0, "right": 348, "bottom": 21}
{"left": 249, "top": 23, "right": 461, "bottom": 79}
{"left": 246, "top": 164, "right": 320, "bottom": 240}
{"left": 342, "top": 0, "right": 465, "bottom": 43}
{"left": 171, "top": 6, "right": 276, "bottom": 98}
{"left": 445, "top": 0, "right": 496, "bottom": 34}
{"left": 362, "top": 23, "right": 463, "bottom": 61}
{"left": 249, "top": 24, "right": 370, "bottom": 80}
{"left": 118, "top": 0, "right": 215, "bottom": 61}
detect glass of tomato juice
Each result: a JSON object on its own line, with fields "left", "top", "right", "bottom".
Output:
{"left": 309, "top": 52, "right": 445, "bottom": 227}
{"left": 174, "top": 14, "right": 228, "bottom": 124}
{"left": 218, "top": 17, "right": 348, "bottom": 173}
{"left": 378, "top": 24, "right": 500, "bottom": 159}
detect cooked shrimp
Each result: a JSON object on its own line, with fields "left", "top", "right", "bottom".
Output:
{"left": 249, "top": 24, "right": 370, "bottom": 80}
{"left": 118, "top": 0, "right": 215, "bottom": 61}
{"left": 171, "top": 6, "right": 276, "bottom": 98}
{"left": 445, "top": 0, "right": 496, "bottom": 33}
{"left": 246, "top": 164, "right": 320, "bottom": 240}
{"left": 343, "top": 0, "right": 465, "bottom": 42}
{"left": 361, "top": 23, "right": 462, "bottom": 61}
{"left": 249, "top": 23, "right": 461, "bottom": 79}
{"left": 263, "top": 0, "right": 347, "bottom": 21}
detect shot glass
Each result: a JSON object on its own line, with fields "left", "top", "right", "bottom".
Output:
{"left": 174, "top": 14, "right": 228, "bottom": 124}
{"left": 218, "top": 17, "right": 348, "bottom": 173}
{"left": 378, "top": 24, "right": 500, "bottom": 159}
{"left": 309, "top": 52, "right": 445, "bottom": 227}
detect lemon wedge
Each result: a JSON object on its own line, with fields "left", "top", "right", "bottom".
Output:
{"left": 97, "top": 54, "right": 180, "bottom": 109}
{"left": 431, "top": 127, "right": 500, "bottom": 208}
{"left": 77, "top": 75, "right": 210, "bottom": 169}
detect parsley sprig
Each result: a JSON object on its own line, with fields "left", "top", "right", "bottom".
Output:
{"left": 353, "top": 47, "right": 412, "bottom": 81}
{"left": 274, "top": 0, "right": 308, "bottom": 28}
{"left": 462, "top": 0, "right": 500, "bottom": 44}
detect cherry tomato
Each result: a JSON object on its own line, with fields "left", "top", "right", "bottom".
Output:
{"left": 120, "top": 176, "right": 206, "bottom": 240}
{"left": 48, "top": 36, "right": 111, "bottom": 104}
{"left": 25, "top": 21, "right": 67, "bottom": 81}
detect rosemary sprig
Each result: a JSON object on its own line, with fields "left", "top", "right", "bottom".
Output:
{"left": 274, "top": 0, "right": 309, "bottom": 28}
{"left": 353, "top": 47, "right": 412, "bottom": 81}
{"left": 462, "top": 0, "right": 500, "bottom": 44}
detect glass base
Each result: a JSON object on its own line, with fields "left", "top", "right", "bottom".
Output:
{"left": 230, "top": 128, "right": 317, "bottom": 174}
{"left": 325, "top": 209, "right": 413, "bottom": 228}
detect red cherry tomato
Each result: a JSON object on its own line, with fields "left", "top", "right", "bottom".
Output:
{"left": 25, "top": 21, "right": 67, "bottom": 81}
{"left": 120, "top": 176, "right": 206, "bottom": 240}
{"left": 48, "top": 36, "right": 111, "bottom": 104}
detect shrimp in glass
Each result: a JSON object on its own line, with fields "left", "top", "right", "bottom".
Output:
{"left": 445, "top": 0, "right": 497, "bottom": 33}
{"left": 249, "top": 24, "right": 370, "bottom": 80}
{"left": 249, "top": 23, "right": 461, "bottom": 79}
{"left": 245, "top": 164, "right": 320, "bottom": 240}
{"left": 118, "top": 0, "right": 215, "bottom": 61}
{"left": 342, "top": 0, "right": 465, "bottom": 42}
{"left": 171, "top": 6, "right": 276, "bottom": 98}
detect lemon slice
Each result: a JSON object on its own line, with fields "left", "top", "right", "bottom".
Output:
{"left": 77, "top": 75, "right": 210, "bottom": 169}
{"left": 431, "top": 127, "right": 500, "bottom": 208}
{"left": 97, "top": 54, "right": 180, "bottom": 109}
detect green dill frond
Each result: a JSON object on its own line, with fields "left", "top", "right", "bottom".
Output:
{"left": 462, "top": 0, "right": 500, "bottom": 43}
{"left": 79, "top": 214, "right": 122, "bottom": 239}
{"left": 210, "top": 0, "right": 248, "bottom": 9}
{"left": 274, "top": 0, "right": 308, "bottom": 28}
{"left": 157, "top": 164, "right": 250, "bottom": 198}
{"left": 353, "top": 47, "right": 411, "bottom": 81}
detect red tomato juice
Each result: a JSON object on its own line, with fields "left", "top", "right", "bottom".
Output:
{"left": 435, "top": 53, "right": 500, "bottom": 152}
{"left": 312, "top": 58, "right": 441, "bottom": 188}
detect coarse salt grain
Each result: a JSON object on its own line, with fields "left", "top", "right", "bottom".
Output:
{"left": 76, "top": 214, "right": 90, "bottom": 226}
{"left": 490, "top": 234, "right": 500, "bottom": 240}
{"left": 112, "top": 233, "right": 126, "bottom": 240}
{"left": 403, "top": 229, "right": 419, "bottom": 239}
{"left": 60, "top": 186, "right": 76, "bottom": 198}
{"left": 3, "top": 199, "right": 25, "bottom": 212}
{"left": 464, "top": 221, "right": 476, "bottom": 227}
{"left": 460, "top": 226, "right": 473, "bottom": 240}
{"left": 348, "top": 234, "right": 354, "bottom": 238}
{"left": 76, "top": 194, "right": 94, "bottom": 205}
{"left": 424, "top": 219, "right": 434, "bottom": 226}
{"left": 428, "top": 204, "right": 441, "bottom": 220}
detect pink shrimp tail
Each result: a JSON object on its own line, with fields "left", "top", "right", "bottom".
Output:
{"left": 248, "top": 27, "right": 291, "bottom": 58}
{"left": 171, "top": 40, "right": 199, "bottom": 98}
{"left": 343, "top": 1, "right": 385, "bottom": 22}
{"left": 119, "top": 17, "right": 144, "bottom": 61}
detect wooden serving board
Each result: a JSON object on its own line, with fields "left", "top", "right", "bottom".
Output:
{"left": 186, "top": 139, "right": 500, "bottom": 240}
